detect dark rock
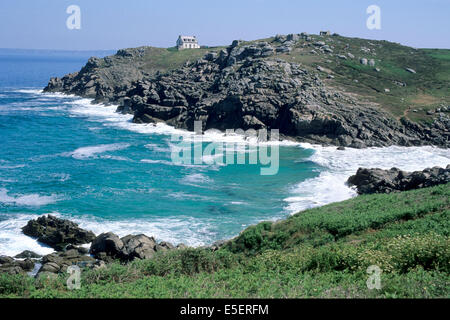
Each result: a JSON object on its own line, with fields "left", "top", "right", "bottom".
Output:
{"left": 14, "top": 250, "right": 42, "bottom": 259}
{"left": 22, "top": 215, "right": 96, "bottom": 251}
{"left": 36, "top": 246, "right": 96, "bottom": 276}
{"left": 42, "top": 37, "right": 450, "bottom": 149}
{"left": 0, "top": 256, "right": 35, "bottom": 275}
{"left": 89, "top": 232, "right": 124, "bottom": 260}
{"left": 121, "top": 234, "right": 157, "bottom": 260}
{"left": 347, "top": 165, "right": 450, "bottom": 194}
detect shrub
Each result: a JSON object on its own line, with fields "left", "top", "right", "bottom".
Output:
{"left": 386, "top": 233, "right": 450, "bottom": 273}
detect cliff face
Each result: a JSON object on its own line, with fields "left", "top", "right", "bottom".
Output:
{"left": 44, "top": 36, "right": 450, "bottom": 148}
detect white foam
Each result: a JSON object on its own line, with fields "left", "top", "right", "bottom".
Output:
{"left": 140, "top": 159, "right": 174, "bottom": 166}
{"left": 0, "top": 216, "right": 55, "bottom": 257}
{"left": 284, "top": 144, "right": 450, "bottom": 214}
{"left": 0, "top": 188, "right": 62, "bottom": 207}
{"left": 180, "top": 173, "right": 213, "bottom": 187}
{"left": 63, "top": 97, "right": 303, "bottom": 148}
{"left": 66, "top": 143, "right": 130, "bottom": 160}
{"left": 68, "top": 214, "right": 217, "bottom": 248}
{"left": 0, "top": 164, "right": 26, "bottom": 169}
{"left": 13, "top": 89, "right": 43, "bottom": 95}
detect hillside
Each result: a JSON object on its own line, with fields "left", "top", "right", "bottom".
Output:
{"left": 1, "top": 183, "right": 449, "bottom": 298}
{"left": 43, "top": 33, "right": 449, "bottom": 148}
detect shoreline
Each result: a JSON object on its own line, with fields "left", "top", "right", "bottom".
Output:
{"left": 0, "top": 89, "right": 449, "bottom": 258}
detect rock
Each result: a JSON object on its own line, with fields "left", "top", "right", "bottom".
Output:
{"left": 286, "top": 34, "right": 299, "bottom": 42}
{"left": 14, "top": 250, "right": 42, "bottom": 259}
{"left": 0, "top": 256, "right": 35, "bottom": 275}
{"left": 313, "top": 41, "right": 326, "bottom": 47}
{"left": 42, "top": 37, "right": 450, "bottom": 149}
{"left": 368, "top": 59, "right": 376, "bottom": 67}
{"left": 375, "top": 67, "right": 381, "bottom": 72}
{"left": 337, "top": 146, "right": 346, "bottom": 150}
{"left": 22, "top": 215, "right": 96, "bottom": 251}
{"left": 159, "top": 241, "right": 175, "bottom": 250}
{"left": 36, "top": 246, "right": 96, "bottom": 276}
{"left": 40, "top": 262, "right": 61, "bottom": 273}
{"left": 347, "top": 52, "right": 355, "bottom": 59}
{"left": 347, "top": 165, "right": 450, "bottom": 194}
{"left": 275, "top": 46, "right": 291, "bottom": 54}
{"left": 204, "top": 52, "right": 217, "bottom": 61}
{"left": 90, "top": 232, "right": 124, "bottom": 260}
{"left": 121, "top": 234, "right": 157, "bottom": 260}
{"left": 405, "top": 68, "right": 416, "bottom": 74}
{"left": 360, "top": 58, "right": 368, "bottom": 65}
{"left": 384, "top": 88, "right": 390, "bottom": 93}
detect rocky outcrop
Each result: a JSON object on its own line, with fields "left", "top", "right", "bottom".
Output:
{"left": 14, "top": 250, "right": 42, "bottom": 259}
{"left": 36, "top": 245, "right": 98, "bottom": 277}
{"left": 89, "top": 233, "right": 176, "bottom": 262}
{"left": 89, "top": 232, "right": 125, "bottom": 261}
{"left": 347, "top": 165, "right": 450, "bottom": 194}
{"left": 0, "top": 256, "right": 35, "bottom": 275}
{"left": 43, "top": 37, "right": 449, "bottom": 148}
{"left": 22, "top": 215, "right": 96, "bottom": 251}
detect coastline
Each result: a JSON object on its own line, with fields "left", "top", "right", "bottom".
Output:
{"left": 0, "top": 89, "right": 449, "bottom": 258}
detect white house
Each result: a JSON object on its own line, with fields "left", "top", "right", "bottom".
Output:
{"left": 176, "top": 35, "right": 200, "bottom": 50}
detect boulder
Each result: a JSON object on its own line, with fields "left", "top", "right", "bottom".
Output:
{"left": 89, "top": 232, "right": 124, "bottom": 260}
{"left": 121, "top": 234, "right": 157, "bottom": 260}
{"left": 0, "top": 256, "right": 35, "bottom": 275}
{"left": 22, "top": 215, "right": 96, "bottom": 251}
{"left": 36, "top": 246, "right": 96, "bottom": 276}
{"left": 347, "top": 165, "right": 450, "bottom": 194}
{"left": 14, "top": 250, "right": 42, "bottom": 259}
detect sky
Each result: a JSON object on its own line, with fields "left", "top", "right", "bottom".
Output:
{"left": 0, "top": 0, "right": 449, "bottom": 50}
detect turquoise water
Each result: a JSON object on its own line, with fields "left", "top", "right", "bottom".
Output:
{"left": 1, "top": 50, "right": 449, "bottom": 256}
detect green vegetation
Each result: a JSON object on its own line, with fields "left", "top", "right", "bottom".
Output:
{"left": 274, "top": 35, "right": 450, "bottom": 123}
{"left": 1, "top": 184, "right": 449, "bottom": 298}
{"left": 99, "top": 35, "right": 449, "bottom": 125}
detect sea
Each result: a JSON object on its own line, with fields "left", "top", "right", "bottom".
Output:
{"left": 1, "top": 48, "right": 449, "bottom": 257}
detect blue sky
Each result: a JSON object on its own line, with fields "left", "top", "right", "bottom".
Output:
{"left": 0, "top": 0, "right": 449, "bottom": 50}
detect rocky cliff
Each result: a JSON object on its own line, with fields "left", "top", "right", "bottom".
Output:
{"left": 44, "top": 35, "right": 450, "bottom": 148}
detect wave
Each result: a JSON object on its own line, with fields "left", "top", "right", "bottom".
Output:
{"left": 283, "top": 144, "right": 450, "bottom": 214}
{"left": 65, "top": 143, "right": 130, "bottom": 160}
{"left": 0, "top": 211, "right": 218, "bottom": 256}
{"left": 0, "top": 164, "right": 26, "bottom": 169}
{"left": 180, "top": 173, "right": 213, "bottom": 187}
{"left": 0, "top": 213, "right": 55, "bottom": 257}
{"left": 0, "top": 188, "right": 62, "bottom": 207}
{"left": 140, "top": 159, "right": 174, "bottom": 166}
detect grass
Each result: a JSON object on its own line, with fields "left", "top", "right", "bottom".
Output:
{"left": 276, "top": 35, "right": 450, "bottom": 122}
{"left": 1, "top": 183, "right": 449, "bottom": 298}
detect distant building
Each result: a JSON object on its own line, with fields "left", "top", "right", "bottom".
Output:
{"left": 320, "top": 31, "right": 331, "bottom": 36}
{"left": 176, "top": 35, "right": 200, "bottom": 50}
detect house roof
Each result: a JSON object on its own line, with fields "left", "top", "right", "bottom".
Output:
{"left": 178, "top": 35, "right": 197, "bottom": 42}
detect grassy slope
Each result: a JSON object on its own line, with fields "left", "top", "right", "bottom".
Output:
{"left": 275, "top": 35, "right": 450, "bottom": 124}
{"left": 1, "top": 183, "right": 448, "bottom": 298}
